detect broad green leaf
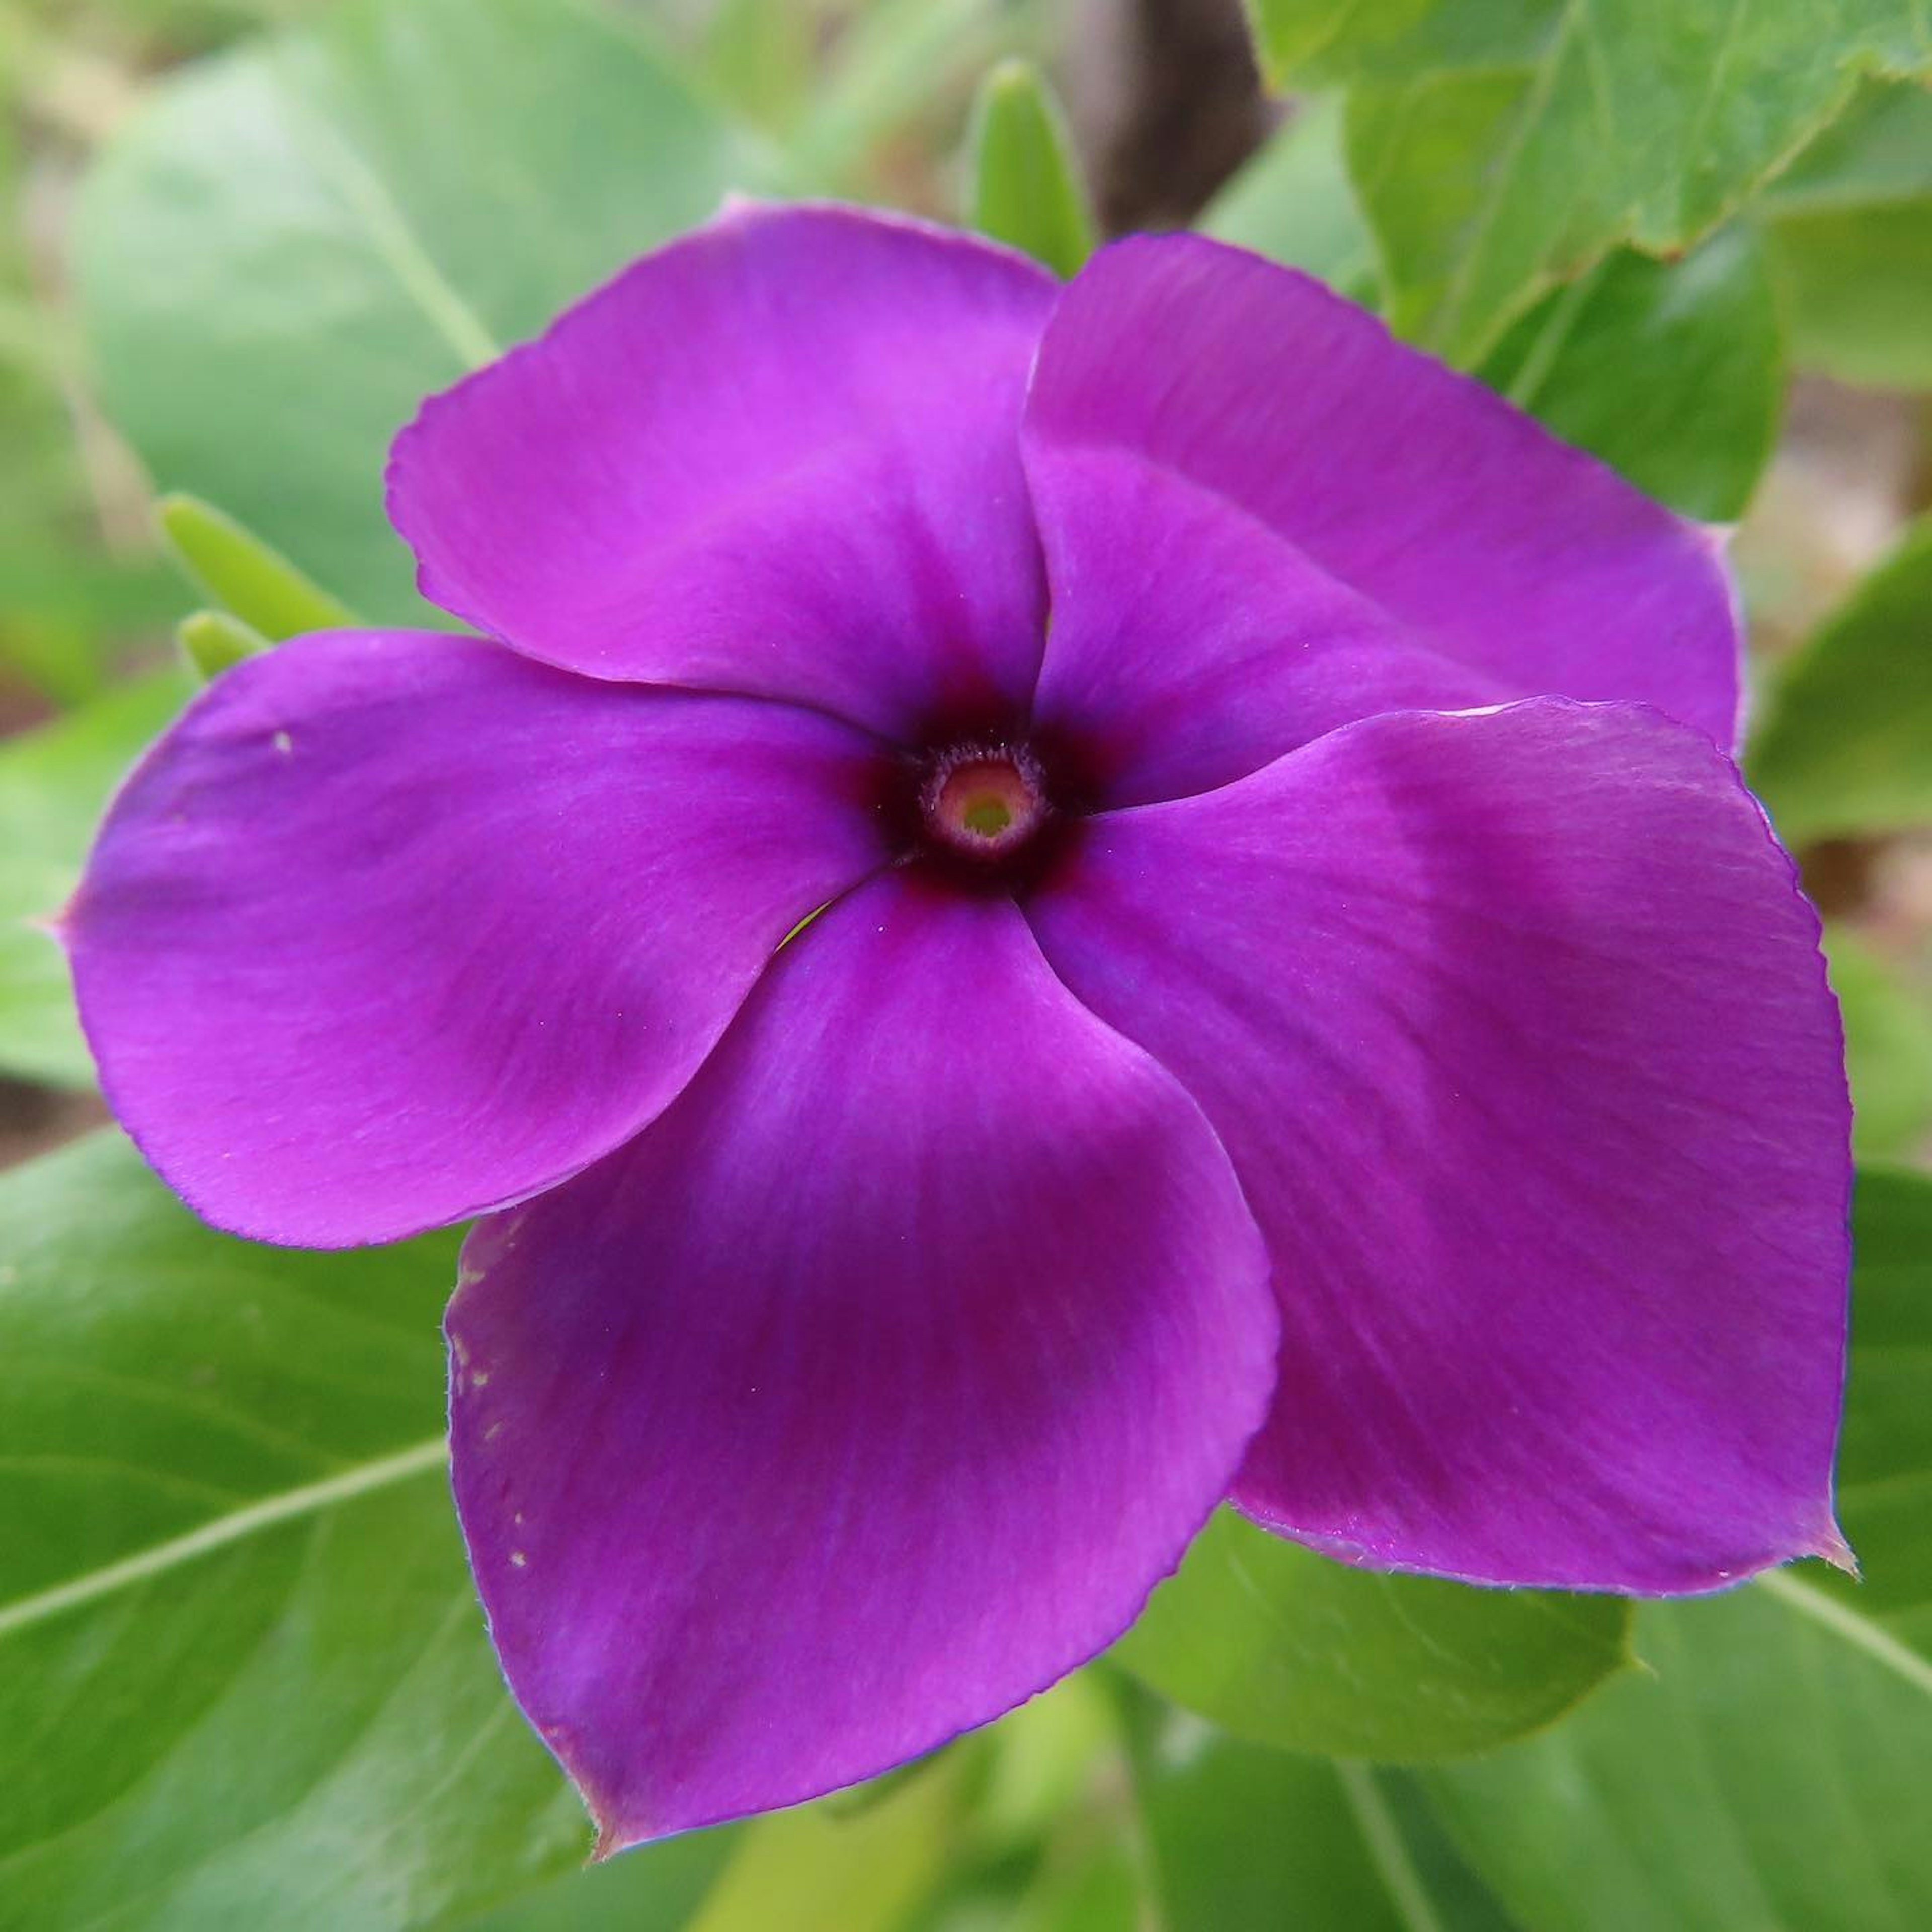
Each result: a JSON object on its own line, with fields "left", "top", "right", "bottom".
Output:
{"left": 1826, "top": 924, "right": 1932, "bottom": 1163}
{"left": 77, "top": 0, "right": 775, "bottom": 625}
{"left": 967, "top": 1674, "right": 1120, "bottom": 1859}
{"left": 1112, "top": 1506, "right": 1632, "bottom": 1759}
{"left": 1475, "top": 225, "right": 1783, "bottom": 521}
{"left": 1240, "top": 0, "right": 1432, "bottom": 88}
{"left": 0, "top": 1129, "right": 652, "bottom": 1929}
{"left": 0, "top": 669, "right": 190, "bottom": 1089}
{"left": 686, "top": 1744, "right": 971, "bottom": 1932}
{"left": 1747, "top": 515, "right": 1932, "bottom": 842}
{"left": 1131, "top": 1706, "right": 1513, "bottom": 1931}
{"left": 964, "top": 58, "right": 1094, "bottom": 280}
{"left": 462, "top": 1755, "right": 970, "bottom": 1932}
{"left": 1325, "top": 0, "right": 1931, "bottom": 363}
{"left": 1200, "top": 93, "right": 1380, "bottom": 300}
{"left": 1762, "top": 82, "right": 1932, "bottom": 389}
{"left": 1826, "top": 1167, "right": 1932, "bottom": 1645}
{"left": 1420, "top": 1168, "right": 1932, "bottom": 1932}
{"left": 456, "top": 1830, "right": 732, "bottom": 1932}
{"left": 897, "top": 1675, "right": 1141, "bottom": 1931}
{"left": 179, "top": 608, "right": 271, "bottom": 681}
{"left": 159, "top": 492, "right": 354, "bottom": 639}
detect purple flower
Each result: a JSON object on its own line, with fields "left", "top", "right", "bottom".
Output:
{"left": 66, "top": 205, "right": 1850, "bottom": 1850}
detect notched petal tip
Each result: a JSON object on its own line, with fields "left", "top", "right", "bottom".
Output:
{"left": 26, "top": 903, "right": 70, "bottom": 946}
{"left": 1810, "top": 1519, "right": 1861, "bottom": 1580}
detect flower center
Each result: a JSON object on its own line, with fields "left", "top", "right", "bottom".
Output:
{"left": 919, "top": 743, "right": 1049, "bottom": 863}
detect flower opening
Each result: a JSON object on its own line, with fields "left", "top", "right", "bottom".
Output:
{"left": 919, "top": 741, "right": 1049, "bottom": 864}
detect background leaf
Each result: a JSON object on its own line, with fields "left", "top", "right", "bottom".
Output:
{"left": 1826, "top": 925, "right": 1932, "bottom": 1164}
{"left": 158, "top": 493, "right": 355, "bottom": 640}
{"left": 75, "top": 0, "right": 776, "bottom": 625}
{"left": 1131, "top": 1705, "right": 1514, "bottom": 1931}
{"left": 1301, "top": 0, "right": 1931, "bottom": 363}
{"left": 1761, "top": 80, "right": 1932, "bottom": 390}
{"left": 1113, "top": 1507, "right": 1632, "bottom": 1760}
{"left": 1475, "top": 226, "right": 1784, "bottom": 521}
{"left": 178, "top": 608, "right": 270, "bottom": 681}
{"left": 1240, "top": 0, "right": 1434, "bottom": 90}
{"left": 1748, "top": 514, "right": 1932, "bottom": 843}
{"left": 965, "top": 57, "right": 1093, "bottom": 279}
{"left": 0, "top": 669, "right": 189, "bottom": 1088}
{"left": 0, "top": 1130, "right": 675, "bottom": 1930}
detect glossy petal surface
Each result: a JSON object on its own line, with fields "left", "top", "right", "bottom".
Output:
{"left": 1028, "top": 448, "right": 1497, "bottom": 806}
{"left": 389, "top": 203, "right": 1055, "bottom": 737}
{"left": 1027, "top": 237, "right": 1742, "bottom": 750}
{"left": 448, "top": 875, "right": 1276, "bottom": 1845}
{"left": 67, "top": 629, "right": 887, "bottom": 1247}
{"left": 1030, "top": 699, "right": 1849, "bottom": 1592}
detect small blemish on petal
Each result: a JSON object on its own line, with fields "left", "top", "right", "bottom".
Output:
{"left": 472, "top": 1370, "right": 490, "bottom": 1388}
{"left": 484, "top": 1421, "right": 505, "bottom": 1443}
{"left": 271, "top": 730, "right": 293, "bottom": 757}
{"left": 510, "top": 1550, "right": 527, "bottom": 1569}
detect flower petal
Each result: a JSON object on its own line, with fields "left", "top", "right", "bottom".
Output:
{"left": 1025, "top": 236, "right": 1741, "bottom": 751}
{"left": 388, "top": 203, "right": 1055, "bottom": 738}
{"left": 67, "top": 630, "right": 889, "bottom": 1247}
{"left": 1028, "top": 699, "right": 1849, "bottom": 1592}
{"left": 1027, "top": 446, "right": 1498, "bottom": 806}
{"left": 447, "top": 874, "right": 1277, "bottom": 1845}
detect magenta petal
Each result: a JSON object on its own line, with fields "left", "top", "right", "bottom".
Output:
{"left": 1026, "top": 446, "right": 1499, "bottom": 804}
{"left": 1026, "top": 236, "right": 1742, "bottom": 750}
{"left": 447, "top": 874, "right": 1277, "bottom": 1846}
{"left": 388, "top": 203, "right": 1055, "bottom": 737}
{"left": 67, "top": 630, "right": 888, "bottom": 1247}
{"left": 1030, "top": 699, "right": 1849, "bottom": 1592}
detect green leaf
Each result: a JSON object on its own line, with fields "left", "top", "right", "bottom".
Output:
{"left": 1475, "top": 225, "right": 1784, "bottom": 521}
{"left": 0, "top": 1129, "right": 656, "bottom": 1929}
{"left": 1826, "top": 1167, "right": 1932, "bottom": 1644}
{"left": 1131, "top": 1703, "right": 1514, "bottom": 1931}
{"left": 1825, "top": 924, "right": 1932, "bottom": 1163}
{"left": 77, "top": 0, "right": 776, "bottom": 626}
{"left": 178, "top": 608, "right": 272, "bottom": 681}
{"left": 1112, "top": 1506, "right": 1632, "bottom": 1759}
{"left": 1326, "top": 0, "right": 1931, "bottom": 364}
{"left": 964, "top": 58, "right": 1094, "bottom": 280}
{"left": 0, "top": 670, "right": 190, "bottom": 1089}
{"left": 1200, "top": 93, "right": 1380, "bottom": 300}
{"left": 1747, "top": 514, "right": 1932, "bottom": 842}
{"left": 683, "top": 1746, "right": 970, "bottom": 1932}
{"left": 455, "top": 1829, "right": 732, "bottom": 1932}
{"left": 1240, "top": 0, "right": 1434, "bottom": 89}
{"left": 177, "top": 608, "right": 271, "bottom": 681}
{"left": 1762, "top": 81, "right": 1932, "bottom": 389}
{"left": 159, "top": 492, "right": 355, "bottom": 640}
{"left": 1420, "top": 1167, "right": 1932, "bottom": 1932}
